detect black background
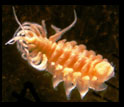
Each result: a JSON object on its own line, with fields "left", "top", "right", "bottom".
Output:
{"left": 2, "top": 5, "right": 119, "bottom": 102}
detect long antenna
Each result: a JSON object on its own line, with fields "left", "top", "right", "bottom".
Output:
{"left": 12, "top": 6, "right": 25, "bottom": 31}
{"left": 5, "top": 7, "right": 26, "bottom": 45}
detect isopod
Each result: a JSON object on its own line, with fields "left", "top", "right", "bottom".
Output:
{"left": 5, "top": 7, "right": 115, "bottom": 100}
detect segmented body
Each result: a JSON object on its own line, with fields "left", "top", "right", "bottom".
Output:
{"left": 6, "top": 8, "right": 115, "bottom": 100}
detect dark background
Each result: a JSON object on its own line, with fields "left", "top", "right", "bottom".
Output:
{"left": 2, "top": 5, "right": 119, "bottom": 102}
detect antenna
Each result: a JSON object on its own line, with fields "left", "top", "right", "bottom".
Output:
{"left": 5, "top": 7, "right": 26, "bottom": 45}
{"left": 12, "top": 6, "right": 25, "bottom": 31}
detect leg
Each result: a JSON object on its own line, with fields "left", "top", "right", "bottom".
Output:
{"left": 51, "top": 24, "right": 61, "bottom": 33}
{"left": 49, "top": 10, "right": 77, "bottom": 42}
{"left": 29, "top": 54, "right": 48, "bottom": 71}
{"left": 41, "top": 20, "right": 47, "bottom": 36}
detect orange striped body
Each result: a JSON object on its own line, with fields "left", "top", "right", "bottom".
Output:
{"left": 5, "top": 9, "right": 115, "bottom": 100}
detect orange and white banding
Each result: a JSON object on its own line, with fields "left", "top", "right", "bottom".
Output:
{"left": 5, "top": 7, "right": 115, "bottom": 100}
